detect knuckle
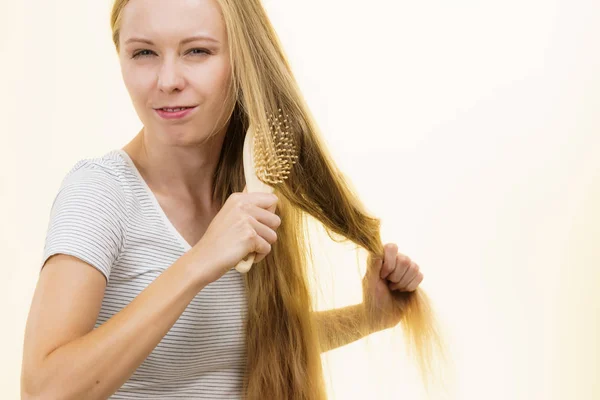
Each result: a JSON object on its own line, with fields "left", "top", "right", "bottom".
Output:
{"left": 245, "top": 228, "right": 257, "bottom": 241}
{"left": 239, "top": 201, "right": 250, "bottom": 212}
{"left": 398, "top": 254, "right": 411, "bottom": 265}
{"left": 261, "top": 242, "right": 272, "bottom": 254}
{"left": 386, "top": 243, "right": 398, "bottom": 253}
{"left": 408, "top": 275, "right": 423, "bottom": 289}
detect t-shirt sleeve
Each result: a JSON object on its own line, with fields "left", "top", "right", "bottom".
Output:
{"left": 41, "top": 160, "right": 128, "bottom": 283}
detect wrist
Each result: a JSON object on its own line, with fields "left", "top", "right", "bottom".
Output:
{"left": 361, "top": 301, "right": 396, "bottom": 334}
{"left": 176, "top": 250, "right": 211, "bottom": 292}
{"left": 354, "top": 302, "right": 377, "bottom": 335}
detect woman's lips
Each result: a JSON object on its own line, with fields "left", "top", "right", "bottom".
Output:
{"left": 154, "top": 106, "right": 198, "bottom": 120}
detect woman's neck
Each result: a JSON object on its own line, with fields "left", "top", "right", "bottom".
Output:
{"left": 122, "top": 127, "right": 226, "bottom": 209}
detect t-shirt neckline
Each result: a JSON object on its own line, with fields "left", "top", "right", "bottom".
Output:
{"left": 115, "top": 148, "right": 193, "bottom": 252}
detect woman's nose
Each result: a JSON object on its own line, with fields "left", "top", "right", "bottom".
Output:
{"left": 156, "top": 59, "right": 185, "bottom": 93}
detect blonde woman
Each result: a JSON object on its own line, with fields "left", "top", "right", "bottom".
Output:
{"left": 21, "top": 0, "right": 432, "bottom": 399}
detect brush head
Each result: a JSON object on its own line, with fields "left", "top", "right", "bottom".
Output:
{"left": 253, "top": 109, "right": 299, "bottom": 186}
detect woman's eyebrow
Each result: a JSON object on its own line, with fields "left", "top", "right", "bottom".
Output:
{"left": 124, "top": 35, "right": 220, "bottom": 45}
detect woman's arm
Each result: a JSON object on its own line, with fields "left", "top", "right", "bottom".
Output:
{"left": 21, "top": 252, "right": 207, "bottom": 400}
{"left": 313, "top": 303, "right": 380, "bottom": 353}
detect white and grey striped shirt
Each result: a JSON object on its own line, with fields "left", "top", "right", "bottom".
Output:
{"left": 41, "top": 149, "right": 247, "bottom": 399}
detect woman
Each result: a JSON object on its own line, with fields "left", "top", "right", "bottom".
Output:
{"left": 21, "top": 0, "right": 429, "bottom": 399}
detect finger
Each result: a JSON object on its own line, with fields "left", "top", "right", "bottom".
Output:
{"left": 242, "top": 192, "right": 278, "bottom": 209}
{"left": 380, "top": 243, "right": 398, "bottom": 279}
{"left": 396, "top": 262, "right": 420, "bottom": 289}
{"left": 250, "top": 230, "right": 272, "bottom": 261}
{"left": 387, "top": 253, "right": 412, "bottom": 283}
{"left": 266, "top": 192, "right": 278, "bottom": 214}
{"left": 249, "top": 216, "right": 278, "bottom": 245}
{"left": 405, "top": 272, "right": 424, "bottom": 291}
{"left": 391, "top": 271, "right": 423, "bottom": 292}
{"left": 248, "top": 205, "right": 281, "bottom": 230}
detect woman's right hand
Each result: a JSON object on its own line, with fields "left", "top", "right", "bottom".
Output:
{"left": 187, "top": 189, "right": 281, "bottom": 285}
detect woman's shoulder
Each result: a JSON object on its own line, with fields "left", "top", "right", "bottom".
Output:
{"left": 44, "top": 150, "right": 133, "bottom": 281}
{"left": 53, "top": 149, "right": 135, "bottom": 217}
{"left": 62, "top": 149, "right": 130, "bottom": 187}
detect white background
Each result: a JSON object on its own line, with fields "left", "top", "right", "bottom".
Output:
{"left": 1, "top": 0, "right": 599, "bottom": 399}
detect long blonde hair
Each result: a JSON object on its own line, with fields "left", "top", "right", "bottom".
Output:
{"left": 111, "top": 0, "right": 445, "bottom": 398}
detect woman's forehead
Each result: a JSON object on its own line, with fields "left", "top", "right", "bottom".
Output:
{"left": 119, "top": 0, "right": 226, "bottom": 43}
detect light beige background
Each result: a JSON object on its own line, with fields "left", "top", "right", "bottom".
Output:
{"left": 1, "top": 0, "right": 598, "bottom": 399}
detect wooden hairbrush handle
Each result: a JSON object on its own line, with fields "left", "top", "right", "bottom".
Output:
{"left": 235, "top": 124, "right": 275, "bottom": 274}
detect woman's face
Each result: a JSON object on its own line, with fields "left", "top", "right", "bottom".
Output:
{"left": 118, "top": 0, "right": 232, "bottom": 146}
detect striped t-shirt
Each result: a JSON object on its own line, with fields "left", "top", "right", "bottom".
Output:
{"left": 41, "top": 149, "right": 248, "bottom": 399}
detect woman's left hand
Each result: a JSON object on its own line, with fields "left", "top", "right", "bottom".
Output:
{"left": 362, "top": 243, "right": 424, "bottom": 332}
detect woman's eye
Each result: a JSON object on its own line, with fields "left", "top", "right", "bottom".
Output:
{"left": 187, "top": 48, "right": 209, "bottom": 56}
{"left": 132, "top": 49, "right": 155, "bottom": 59}
{"left": 131, "top": 48, "right": 209, "bottom": 59}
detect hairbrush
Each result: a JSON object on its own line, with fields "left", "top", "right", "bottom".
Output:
{"left": 235, "top": 109, "right": 298, "bottom": 273}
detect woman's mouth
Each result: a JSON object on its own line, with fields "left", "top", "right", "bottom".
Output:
{"left": 154, "top": 106, "right": 198, "bottom": 120}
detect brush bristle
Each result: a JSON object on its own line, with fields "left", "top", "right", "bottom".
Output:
{"left": 253, "top": 109, "right": 299, "bottom": 185}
